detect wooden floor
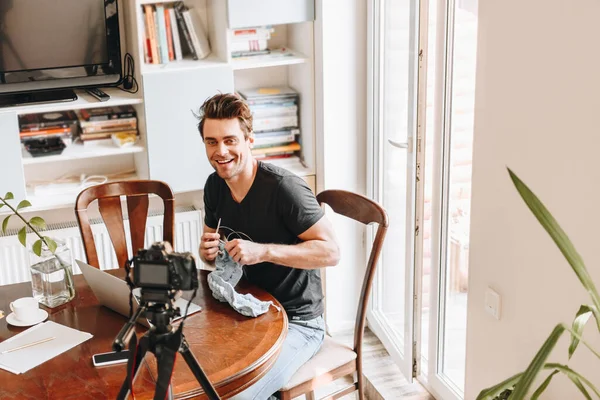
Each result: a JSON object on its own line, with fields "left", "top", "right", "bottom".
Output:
{"left": 310, "top": 328, "right": 435, "bottom": 399}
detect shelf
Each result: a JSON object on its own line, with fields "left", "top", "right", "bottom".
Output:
{"left": 260, "top": 156, "right": 314, "bottom": 177}
{"left": 22, "top": 142, "right": 145, "bottom": 165}
{"left": 24, "top": 173, "right": 140, "bottom": 212}
{"left": 138, "top": 0, "right": 181, "bottom": 4}
{"left": 141, "top": 54, "right": 228, "bottom": 74}
{"left": 231, "top": 48, "right": 308, "bottom": 70}
{"left": 1, "top": 88, "right": 143, "bottom": 116}
{"left": 18, "top": 176, "right": 201, "bottom": 213}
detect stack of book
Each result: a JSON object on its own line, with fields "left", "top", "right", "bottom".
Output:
{"left": 75, "top": 105, "right": 138, "bottom": 146}
{"left": 237, "top": 86, "right": 301, "bottom": 161}
{"left": 18, "top": 111, "right": 78, "bottom": 146}
{"left": 141, "top": 1, "right": 210, "bottom": 65}
{"left": 229, "top": 26, "right": 274, "bottom": 58}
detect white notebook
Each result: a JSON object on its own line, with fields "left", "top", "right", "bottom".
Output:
{"left": 0, "top": 321, "right": 93, "bottom": 374}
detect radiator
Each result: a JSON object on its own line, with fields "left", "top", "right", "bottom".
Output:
{"left": 0, "top": 206, "right": 203, "bottom": 286}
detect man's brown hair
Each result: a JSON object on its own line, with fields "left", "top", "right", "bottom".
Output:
{"left": 197, "top": 93, "right": 253, "bottom": 140}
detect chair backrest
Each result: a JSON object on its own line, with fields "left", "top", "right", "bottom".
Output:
{"left": 316, "top": 190, "right": 389, "bottom": 354}
{"left": 74, "top": 180, "right": 175, "bottom": 269}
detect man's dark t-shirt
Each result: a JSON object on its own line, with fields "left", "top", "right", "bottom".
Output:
{"left": 203, "top": 161, "right": 325, "bottom": 320}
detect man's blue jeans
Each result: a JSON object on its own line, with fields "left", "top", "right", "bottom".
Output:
{"left": 230, "top": 315, "right": 326, "bottom": 400}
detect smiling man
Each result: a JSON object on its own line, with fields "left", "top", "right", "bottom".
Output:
{"left": 197, "top": 93, "right": 340, "bottom": 400}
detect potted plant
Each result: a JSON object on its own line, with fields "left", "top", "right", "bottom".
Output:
{"left": 0, "top": 192, "right": 75, "bottom": 308}
{"left": 477, "top": 168, "right": 600, "bottom": 399}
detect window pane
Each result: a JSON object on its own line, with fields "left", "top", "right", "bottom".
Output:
{"left": 440, "top": 0, "right": 478, "bottom": 392}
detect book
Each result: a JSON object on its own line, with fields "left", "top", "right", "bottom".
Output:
{"left": 168, "top": 8, "right": 183, "bottom": 61}
{"left": 254, "top": 130, "right": 296, "bottom": 148}
{"left": 155, "top": 4, "right": 169, "bottom": 64}
{"left": 251, "top": 104, "right": 298, "bottom": 118}
{"left": 230, "top": 27, "right": 273, "bottom": 42}
{"left": 252, "top": 142, "right": 301, "bottom": 156}
{"left": 77, "top": 105, "right": 136, "bottom": 122}
{"left": 143, "top": 4, "right": 159, "bottom": 64}
{"left": 142, "top": 8, "right": 151, "bottom": 63}
{"left": 253, "top": 115, "right": 298, "bottom": 132}
{"left": 80, "top": 123, "right": 137, "bottom": 135}
{"left": 254, "top": 152, "right": 295, "bottom": 160}
{"left": 230, "top": 39, "right": 268, "bottom": 53}
{"left": 80, "top": 129, "right": 138, "bottom": 143}
{"left": 174, "top": 2, "right": 197, "bottom": 60}
{"left": 153, "top": 10, "right": 162, "bottom": 64}
{"left": 238, "top": 86, "right": 298, "bottom": 100}
{"left": 19, "top": 110, "right": 78, "bottom": 130}
{"left": 182, "top": 7, "right": 210, "bottom": 59}
{"left": 231, "top": 49, "right": 270, "bottom": 58}
{"left": 164, "top": 6, "right": 175, "bottom": 61}
{"left": 20, "top": 127, "right": 72, "bottom": 138}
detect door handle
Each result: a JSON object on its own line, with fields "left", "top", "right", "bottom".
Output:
{"left": 388, "top": 139, "right": 408, "bottom": 149}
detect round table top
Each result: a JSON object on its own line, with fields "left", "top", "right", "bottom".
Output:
{"left": 0, "top": 269, "right": 287, "bottom": 399}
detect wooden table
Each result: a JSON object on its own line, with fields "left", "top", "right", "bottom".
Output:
{"left": 0, "top": 270, "right": 287, "bottom": 399}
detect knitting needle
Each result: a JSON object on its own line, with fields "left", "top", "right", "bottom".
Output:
{"left": 216, "top": 218, "right": 223, "bottom": 255}
{"left": 0, "top": 336, "right": 55, "bottom": 354}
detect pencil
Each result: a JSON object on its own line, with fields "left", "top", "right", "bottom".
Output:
{"left": 0, "top": 336, "right": 56, "bottom": 354}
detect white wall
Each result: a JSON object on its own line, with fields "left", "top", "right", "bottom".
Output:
{"left": 466, "top": 0, "right": 600, "bottom": 398}
{"left": 319, "top": 0, "right": 368, "bottom": 333}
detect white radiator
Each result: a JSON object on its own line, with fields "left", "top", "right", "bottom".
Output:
{"left": 0, "top": 206, "right": 203, "bottom": 286}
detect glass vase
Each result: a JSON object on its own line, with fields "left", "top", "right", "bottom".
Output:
{"left": 29, "top": 239, "right": 76, "bottom": 308}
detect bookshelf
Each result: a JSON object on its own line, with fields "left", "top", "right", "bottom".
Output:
{"left": 128, "top": 0, "right": 317, "bottom": 182}
{"left": 0, "top": 0, "right": 319, "bottom": 211}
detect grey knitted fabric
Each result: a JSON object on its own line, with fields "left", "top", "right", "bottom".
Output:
{"left": 207, "top": 242, "right": 280, "bottom": 317}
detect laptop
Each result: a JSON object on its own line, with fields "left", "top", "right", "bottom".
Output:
{"left": 76, "top": 259, "right": 202, "bottom": 328}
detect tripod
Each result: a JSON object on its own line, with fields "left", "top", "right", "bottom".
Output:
{"left": 113, "top": 300, "right": 221, "bottom": 400}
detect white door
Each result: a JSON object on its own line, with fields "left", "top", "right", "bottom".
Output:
{"left": 366, "top": 0, "right": 426, "bottom": 381}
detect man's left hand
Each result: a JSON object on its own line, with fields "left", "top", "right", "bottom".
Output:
{"left": 224, "top": 239, "right": 266, "bottom": 265}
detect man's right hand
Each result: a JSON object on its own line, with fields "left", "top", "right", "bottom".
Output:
{"left": 200, "top": 232, "right": 220, "bottom": 263}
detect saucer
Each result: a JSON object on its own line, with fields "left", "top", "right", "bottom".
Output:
{"left": 6, "top": 309, "right": 48, "bottom": 327}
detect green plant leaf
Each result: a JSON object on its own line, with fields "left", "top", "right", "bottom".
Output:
{"left": 1, "top": 215, "right": 11, "bottom": 233}
{"left": 478, "top": 324, "right": 600, "bottom": 399}
{"left": 16, "top": 200, "right": 32, "bottom": 210}
{"left": 28, "top": 216, "right": 46, "bottom": 230}
{"left": 563, "top": 323, "right": 600, "bottom": 359}
{"left": 32, "top": 239, "right": 43, "bottom": 257}
{"left": 17, "top": 226, "right": 27, "bottom": 247}
{"left": 569, "top": 305, "right": 593, "bottom": 359}
{"left": 530, "top": 370, "right": 559, "bottom": 400}
{"left": 476, "top": 373, "right": 522, "bottom": 400}
{"left": 546, "top": 363, "right": 600, "bottom": 398}
{"left": 509, "top": 324, "right": 565, "bottom": 399}
{"left": 4, "top": 192, "right": 13, "bottom": 200}
{"left": 43, "top": 237, "right": 57, "bottom": 253}
{"left": 508, "top": 168, "right": 600, "bottom": 331}
{"left": 0, "top": 203, "right": 4, "bottom": 208}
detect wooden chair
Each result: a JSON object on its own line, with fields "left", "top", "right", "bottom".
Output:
{"left": 277, "top": 189, "right": 389, "bottom": 400}
{"left": 74, "top": 180, "right": 175, "bottom": 269}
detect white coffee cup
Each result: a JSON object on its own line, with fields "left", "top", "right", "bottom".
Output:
{"left": 9, "top": 297, "right": 40, "bottom": 323}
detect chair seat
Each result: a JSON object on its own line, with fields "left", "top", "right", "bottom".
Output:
{"left": 281, "top": 336, "right": 357, "bottom": 391}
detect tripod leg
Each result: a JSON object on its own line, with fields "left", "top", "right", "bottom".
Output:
{"left": 153, "top": 332, "right": 181, "bottom": 400}
{"left": 117, "top": 334, "right": 150, "bottom": 400}
{"left": 179, "top": 337, "right": 221, "bottom": 400}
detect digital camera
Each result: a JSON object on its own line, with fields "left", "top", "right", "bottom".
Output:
{"left": 132, "top": 241, "right": 199, "bottom": 292}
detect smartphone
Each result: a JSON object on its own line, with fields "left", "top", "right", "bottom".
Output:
{"left": 92, "top": 350, "right": 130, "bottom": 367}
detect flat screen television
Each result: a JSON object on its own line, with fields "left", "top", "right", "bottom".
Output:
{"left": 0, "top": 0, "right": 122, "bottom": 106}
